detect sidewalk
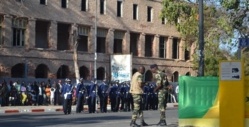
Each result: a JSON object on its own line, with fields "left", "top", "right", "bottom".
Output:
{"left": 0, "top": 103, "right": 178, "bottom": 114}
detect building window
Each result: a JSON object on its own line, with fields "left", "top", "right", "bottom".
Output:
{"left": 35, "top": 20, "right": 49, "bottom": 48}
{"left": 40, "top": 0, "right": 47, "bottom": 5}
{"left": 117, "top": 1, "right": 123, "bottom": 17}
{"left": 100, "top": 0, "right": 106, "bottom": 15}
{"left": 81, "top": 0, "right": 88, "bottom": 11}
{"left": 172, "top": 38, "right": 179, "bottom": 59}
{"left": 57, "top": 23, "right": 71, "bottom": 50}
{"left": 61, "top": 0, "right": 68, "bottom": 8}
{"left": 145, "top": 35, "right": 154, "bottom": 57}
{"left": 97, "top": 29, "right": 107, "bottom": 53}
{"left": 133, "top": 4, "right": 138, "bottom": 20}
{"left": 12, "top": 18, "right": 28, "bottom": 47}
{"left": 114, "top": 31, "right": 124, "bottom": 53}
{"left": 130, "top": 32, "right": 139, "bottom": 56}
{"left": 162, "top": 18, "right": 167, "bottom": 24}
{"left": 0, "top": 16, "right": 3, "bottom": 46}
{"left": 78, "top": 25, "right": 89, "bottom": 52}
{"left": 185, "top": 49, "right": 190, "bottom": 60}
{"left": 147, "top": 6, "right": 153, "bottom": 22}
{"left": 159, "top": 36, "right": 167, "bottom": 58}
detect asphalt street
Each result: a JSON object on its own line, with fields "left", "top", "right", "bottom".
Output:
{"left": 0, "top": 108, "right": 178, "bottom": 127}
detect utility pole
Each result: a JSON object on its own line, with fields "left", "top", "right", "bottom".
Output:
{"left": 198, "top": 0, "right": 204, "bottom": 76}
{"left": 94, "top": 0, "right": 98, "bottom": 112}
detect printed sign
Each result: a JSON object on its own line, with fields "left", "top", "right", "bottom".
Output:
{"left": 110, "top": 54, "right": 132, "bottom": 82}
{"left": 220, "top": 61, "right": 241, "bottom": 80}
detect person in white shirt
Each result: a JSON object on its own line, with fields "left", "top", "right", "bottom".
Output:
{"left": 50, "top": 84, "right": 56, "bottom": 105}
{"left": 175, "top": 85, "right": 179, "bottom": 103}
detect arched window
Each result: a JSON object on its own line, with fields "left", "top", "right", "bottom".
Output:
{"left": 57, "top": 65, "right": 69, "bottom": 79}
{"left": 79, "top": 66, "right": 90, "bottom": 80}
{"left": 35, "top": 64, "right": 49, "bottom": 78}
{"left": 186, "top": 72, "right": 191, "bottom": 76}
{"left": 172, "top": 71, "right": 179, "bottom": 82}
{"left": 97, "top": 67, "right": 105, "bottom": 80}
{"left": 11, "top": 63, "right": 25, "bottom": 78}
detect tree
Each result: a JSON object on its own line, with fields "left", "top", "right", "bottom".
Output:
{"left": 161, "top": 0, "right": 238, "bottom": 76}
{"left": 72, "top": 29, "right": 80, "bottom": 84}
{"left": 220, "top": 0, "right": 249, "bottom": 75}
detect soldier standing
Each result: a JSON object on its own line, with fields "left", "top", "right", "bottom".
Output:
{"left": 87, "top": 80, "right": 97, "bottom": 113}
{"left": 129, "top": 66, "right": 148, "bottom": 127}
{"left": 76, "top": 78, "right": 86, "bottom": 113}
{"left": 123, "top": 81, "right": 131, "bottom": 112}
{"left": 98, "top": 81, "right": 109, "bottom": 113}
{"left": 61, "top": 78, "right": 73, "bottom": 115}
{"left": 109, "top": 81, "right": 118, "bottom": 112}
{"left": 150, "top": 64, "right": 169, "bottom": 126}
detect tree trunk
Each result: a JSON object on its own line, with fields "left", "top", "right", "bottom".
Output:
{"left": 73, "top": 30, "right": 80, "bottom": 84}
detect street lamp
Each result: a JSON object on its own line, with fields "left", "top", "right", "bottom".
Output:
{"left": 198, "top": 0, "right": 204, "bottom": 76}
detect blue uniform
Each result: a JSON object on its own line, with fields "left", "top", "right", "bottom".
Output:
{"left": 98, "top": 82, "right": 109, "bottom": 113}
{"left": 61, "top": 83, "right": 73, "bottom": 114}
{"left": 143, "top": 84, "right": 150, "bottom": 110}
{"left": 76, "top": 82, "right": 86, "bottom": 113}
{"left": 120, "top": 83, "right": 126, "bottom": 111}
{"left": 87, "top": 82, "right": 97, "bottom": 113}
{"left": 109, "top": 83, "right": 118, "bottom": 112}
{"left": 123, "top": 82, "right": 132, "bottom": 111}
{"left": 148, "top": 82, "right": 158, "bottom": 110}
{"left": 114, "top": 84, "right": 123, "bottom": 112}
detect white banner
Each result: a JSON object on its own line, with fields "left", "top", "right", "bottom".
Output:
{"left": 110, "top": 54, "right": 132, "bottom": 82}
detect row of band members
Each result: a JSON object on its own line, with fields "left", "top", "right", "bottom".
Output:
{"left": 0, "top": 78, "right": 175, "bottom": 113}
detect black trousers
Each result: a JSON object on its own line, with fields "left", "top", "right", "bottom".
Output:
{"left": 63, "top": 99, "right": 72, "bottom": 114}
{"left": 99, "top": 95, "right": 108, "bottom": 113}
{"left": 87, "top": 96, "right": 96, "bottom": 113}
{"left": 76, "top": 96, "right": 84, "bottom": 113}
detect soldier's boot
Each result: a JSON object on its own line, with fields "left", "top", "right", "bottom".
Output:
{"left": 141, "top": 119, "right": 149, "bottom": 126}
{"left": 156, "top": 119, "right": 167, "bottom": 126}
{"left": 130, "top": 119, "right": 139, "bottom": 127}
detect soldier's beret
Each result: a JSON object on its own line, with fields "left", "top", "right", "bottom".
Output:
{"left": 150, "top": 64, "right": 158, "bottom": 69}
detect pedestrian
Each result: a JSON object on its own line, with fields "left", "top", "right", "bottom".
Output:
{"left": 33, "top": 81, "right": 39, "bottom": 106}
{"left": 45, "top": 84, "right": 51, "bottom": 105}
{"left": 129, "top": 66, "right": 148, "bottom": 127}
{"left": 50, "top": 83, "right": 56, "bottom": 105}
{"left": 55, "top": 80, "right": 62, "bottom": 105}
{"left": 175, "top": 84, "right": 179, "bottom": 103}
{"left": 150, "top": 64, "right": 168, "bottom": 126}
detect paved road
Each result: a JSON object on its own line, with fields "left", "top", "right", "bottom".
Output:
{"left": 0, "top": 108, "right": 178, "bottom": 127}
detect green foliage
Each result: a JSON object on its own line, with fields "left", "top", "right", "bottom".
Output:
{"left": 161, "top": 0, "right": 238, "bottom": 76}
{"left": 220, "top": 0, "right": 240, "bottom": 10}
{"left": 239, "top": 48, "right": 249, "bottom": 76}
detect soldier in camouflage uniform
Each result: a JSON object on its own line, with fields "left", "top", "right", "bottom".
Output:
{"left": 129, "top": 66, "right": 148, "bottom": 127}
{"left": 150, "top": 64, "right": 170, "bottom": 126}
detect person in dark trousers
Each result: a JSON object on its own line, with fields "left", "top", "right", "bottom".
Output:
{"left": 87, "top": 80, "right": 97, "bottom": 113}
{"left": 55, "top": 80, "right": 62, "bottom": 105}
{"left": 109, "top": 82, "right": 117, "bottom": 112}
{"left": 98, "top": 81, "right": 109, "bottom": 113}
{"left": 61, "top": 78, "right": 73, "bottom": 115}
{"left": 76, "top": 78, "right": 86, "bottom": 113}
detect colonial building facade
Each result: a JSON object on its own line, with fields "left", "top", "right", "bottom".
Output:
{"left": 0, "top": 0, "right": 196, "bottom": 82}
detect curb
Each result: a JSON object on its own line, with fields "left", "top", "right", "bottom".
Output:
{"left": 1, "top": 103, "right": 178, "bottom": 114}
